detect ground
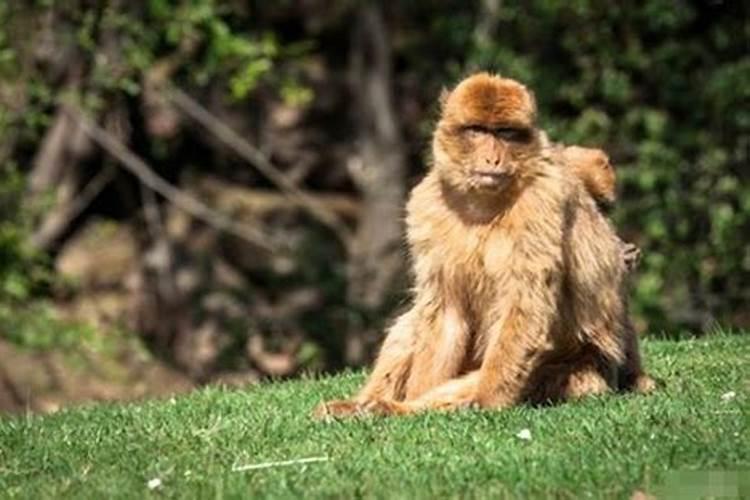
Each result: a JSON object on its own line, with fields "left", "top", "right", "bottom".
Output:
{"left": 0, "top": 334, "right": 748, "bottom": 499}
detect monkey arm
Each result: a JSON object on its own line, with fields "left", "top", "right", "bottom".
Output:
{"left": 313, "top": 293, "right": 444, "bottom": 418}
{"left": 359, "top": 280, "right": 472, "bottom": 402}
{"left": 312, "top": 308, "right": 418, "bottom": 419}
{"left": 355, "top": 307, "right": 418, "bottom": 402}
{"left": 404, "top": 287, "right": 471, "bottom": 399}
{"left": 472, "top": 263, "right": 563, "bottom": 408}
{"left": 467, "top": 189, "right": 568, "bottom": 408}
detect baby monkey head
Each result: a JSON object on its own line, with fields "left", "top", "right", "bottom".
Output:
{"left": 433, "top": 73, "right": 541, "bottom": 193}
{"left": 562, "top": 146, "right": 617, "bottom": 207}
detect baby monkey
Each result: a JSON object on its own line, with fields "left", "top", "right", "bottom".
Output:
{"left": 547, "top": 138, "right": 641, "bottom": 271}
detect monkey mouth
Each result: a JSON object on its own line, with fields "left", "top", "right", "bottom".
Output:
{"left": 472, "top": 170, "right": 511, "bottom": 187}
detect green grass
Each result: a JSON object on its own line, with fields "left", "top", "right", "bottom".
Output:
{"left": 1, "top": 335, "right": 748, "bottom": 499}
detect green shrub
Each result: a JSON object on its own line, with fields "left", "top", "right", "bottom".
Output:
{"left": 417, "top": 0, "right": 749, "bottom": 333}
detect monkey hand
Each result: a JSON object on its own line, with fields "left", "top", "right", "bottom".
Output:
{"left": 313, "top": 399, "right": 411, "bottom": 419}
{"left": 622, "top": 242, "right": 641, "bottom": 272}
{"left": 312, "top": 400, "right": 366, "bottom": 420}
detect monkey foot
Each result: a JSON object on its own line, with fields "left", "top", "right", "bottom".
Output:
{"left": 565, "top": 369, "right": 611, "bottom": 400}
{"left": 313, "top": 399, "right": 410, "bottom": 420}
{"left": 313, "top": 400, "right": 365, "bottom": 419}
{"left": 433, "top": 399, "right": 484, "bottom": 412}
{"left": 361, "top": 399, "right": 411, "bottom": 416}
{"left": 633, "top": 374, "right": 658, "bottom": 394}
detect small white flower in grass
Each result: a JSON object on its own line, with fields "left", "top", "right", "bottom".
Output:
{"left": 516, "top": 428, "right": 532, "bottom": 440}
{"left": 147, "top": 478, "right": 162, "bottom": 490}
{"left": 721, "top": 391, "right": 736, "bottom": 402}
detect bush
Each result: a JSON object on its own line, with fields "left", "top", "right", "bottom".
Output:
{"left": 422, "top": 1, "right": 749, "bottom": 332}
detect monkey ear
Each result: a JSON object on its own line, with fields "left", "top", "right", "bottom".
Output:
{"left": 527, "top": 89, "right": 539, "bottom": 123}
{"left": 538, "top": 130, "right": 551, "bottom": 148}
{"left": 438, "top": 88, "right": 451, "bottom": 109}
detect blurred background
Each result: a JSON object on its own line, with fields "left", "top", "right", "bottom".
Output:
{"left": 0, "top": 1, "right": 747, "bottom": 414}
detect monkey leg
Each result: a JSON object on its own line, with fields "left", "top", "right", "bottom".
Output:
{"left": 530, "top": 347, "right": 618, "bottom": 404}
{"left": 349, "top": 334, "right": 546, "bottom": 417}
{"left": 320, "top": 354, "right": 612, "bottom": 418}
{"left": 313, "top": 300, "right": 473, "bottom": 419}
{"left": 313, "top": 399, "right": 368, "bottom": 419}
{"left": 331, "top": 371, "right": 484, "bottom": 417}
{"left": 564, "top": 366, "right": 611, "bottom": 399}
{"left": 522, "top": 356, "right": 611, "bottom": 405}
{"left": 617, "top": 321, "right": 657, "bottom": 394}
{"left": 356, "top": 295, "right": 470, "bottom": 403}
{"left": 407, "top": 371, "right": 482, "bottom": 412}
{"left": 330, "top": 340, "right": 616, "bottom": 417}
{"left": 356, "top": 308, "right": 418, "bottom": 402}
{"left": 404, "top": 301, "right": 471, "bottom": 400}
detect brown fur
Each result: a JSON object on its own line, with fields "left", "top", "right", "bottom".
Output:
{"left": 543, "top": 138, "right": 641, "bottom": 271}
{"left": 560, "top": 145, "right": 617, "bottom": 205}
{"left": 314, "top": 73, "right": 654, "bottom": 419}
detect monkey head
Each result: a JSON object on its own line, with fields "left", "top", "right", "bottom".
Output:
{"left": 433, "top": 73, "right": 541, "bottom": 193}
{"left": 562, "top": 146, "right": 617, "bottom": 206}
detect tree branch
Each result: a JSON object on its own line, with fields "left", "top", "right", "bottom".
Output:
{"left": 166, "top": 86, "right": 354, "bottom": 250}
{"left": 30, "top": 164, "right": 116, "bottom": 250}
{"left": 66, "top": 107, "right": 281, "bottom": 254}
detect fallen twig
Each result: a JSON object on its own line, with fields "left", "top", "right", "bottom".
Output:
{"left": 31, "top": 164, "right": 116, "bottom": 250}
{"left": 232, "top": 456, "right": 329, "bottom": 472}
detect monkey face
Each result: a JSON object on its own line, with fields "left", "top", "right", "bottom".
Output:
{"left": 433, "top": 73, "right": 541, "bottom": 193}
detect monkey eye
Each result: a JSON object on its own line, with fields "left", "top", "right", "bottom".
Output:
{"left": 493, "top": 127, "right": 531, "bottom": 143}
{"left": 461, "top": 125, "right": 531, "bottom": 143}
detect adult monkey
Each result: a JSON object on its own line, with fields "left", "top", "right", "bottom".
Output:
{"left": 316, "top": 73, "right": 654, "bottom": 417}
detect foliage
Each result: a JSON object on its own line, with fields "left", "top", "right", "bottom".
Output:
{"left": 400, "top": 1, "right": 748, "bottom": 332}
{"left": 0, "top": 334, "right": 747, "bottom": 498}
{"left": 0, "top": 0, "right": 309, "bottom": 352}
{"left": 0, "top": 165, "right": 93, "bottom": 351}
{"left": 470, "top": 2, "right": 749, "bottom": 332}
{"left": 28, "top": 0, "right": 309, "bottom": 106}
{"left": 0, "top": 0, "right": 746, "bottom": 366}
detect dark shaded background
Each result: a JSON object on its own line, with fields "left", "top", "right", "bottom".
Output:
{"left": 0, "top": 0, "right": 747, "bottom": 413}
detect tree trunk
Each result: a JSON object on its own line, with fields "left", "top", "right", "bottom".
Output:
{"left": 345, "top": 4, "right": 408, "bottom": 365}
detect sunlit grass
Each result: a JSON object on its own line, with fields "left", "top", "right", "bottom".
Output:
{"left": 1, "top": 334, "right": 747, "bottom": 499}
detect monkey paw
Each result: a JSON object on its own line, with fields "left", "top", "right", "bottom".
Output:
{"left": 313, "top": 400, "right": 366, "bottom": 420}
{"left": 565, "top": 369, "right": 610, "bottom": 400}
{"left": 633, "top": 374, "right": 658, "bottom": 394}
{"left": 622, "top": 242, "right": 642, "bottom": 272}
{"left": 361, "top": 399, "right": 414, "bottom": 416}
{"left": 313, "top": 399, "right": 409, "bottom": 420}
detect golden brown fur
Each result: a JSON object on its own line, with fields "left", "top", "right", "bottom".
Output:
{"left": 314, "top": 73, "right": 654, "bottom": 418}
{"left": 560, "top": 144, "right": 616, "bottom": 205}
{"left": 544, "top": 139, "right": 641, "bottom": 271}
